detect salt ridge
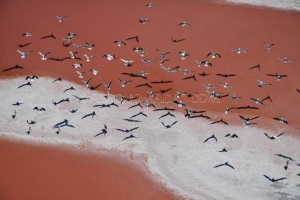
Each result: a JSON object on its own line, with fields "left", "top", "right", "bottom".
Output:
{"left": 0, "top": 77, "right": 300, "bottom": 200}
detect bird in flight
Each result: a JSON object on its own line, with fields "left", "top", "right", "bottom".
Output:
{"left": 231, "top": 48, "right": 247, "bottom": 54}
{"left": 94, "top": 124, "right": 108, "bottom": 137}
{"left": 248, "top": 64, "right": 260, "bottom": 71}
{"left": 116, "top": 127, "right": 139, "bottom": 133}
{"left": 207, "top": 52, "right": 221, "bottom": 59}
{"left": 273, "top": 117, "right": 288, "bottom": 124}
{"left": 178, "top": 22, "right": 192, "bottom": 27}
{"left": 171, "top": 37, "right": 185, "bottom": 43}
{"left": 211, "top": 119, "right": 228, "bottom": 125}
{"left": 266, "top": 73, "right": 288, "bottom": 81}
{"left": 2, "top": 65, "right": 23, "bottom": 72}
{"left": 55, "top": 15, "right": 67, "bottom": 22}
{"left": 264, "top": 42, "right": 274, "bottom": 51}
{"left": 263, "top": 175, "right": 286, "bottom": 183}
{"left": 213, "top": 162, "right": 234, "bottom": 170}
{"left": 40, "top": 34, "right": 56, "bottom": 40}
{"left": 278, "top": 57, "right": 295, "bottom": 63}
{"left": 17, "top": 50, "right": 33, "bottom": 59}
{"left": 122, "top": 134, "right": 138, "bottom": 141}
{"left": 275, "top": 154, "right": 295, "bottom": 161}
{"left": 21, "top": 32, "right": 32, "bottom": 37}
{"left": 225, "top": 133, "right": 238, "bottom": 138}
{"left": 203, "top": 134, "right": 217, "bottom": 143}
{"left": 38, "top": 51, "right": 51, "bottom": 61}
{"left": 17, "top": 81, "right": 32, "bottom": 89}
{"left": 81, "top": 111, "right": 96, "bottom": 119}
{"left": 161, "top": 121, "right": 178, "bottom": 128}
{"left": 139, "top": 16, "right": 150, "bottom": 24}
{"left": 264, "top": 132, "right": 284, "bottom": 140}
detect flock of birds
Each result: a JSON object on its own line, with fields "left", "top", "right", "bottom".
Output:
{"left": 2, "top": 2, "right": 300, "bottom": 188}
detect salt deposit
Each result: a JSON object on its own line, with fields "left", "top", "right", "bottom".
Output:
{"left": 0, "top": 77, "right": 299, "bottom": 200}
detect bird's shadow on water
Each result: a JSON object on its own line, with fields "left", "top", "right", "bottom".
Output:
{"left": 273, "top": 191, "right": 300, "bottom": 200}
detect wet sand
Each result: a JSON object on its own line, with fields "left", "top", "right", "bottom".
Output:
{"left": 0, "top": 138, "right": 177, "bottom": 200}
{"left": 0, "top": 0, "right": 300, "bottom": 199}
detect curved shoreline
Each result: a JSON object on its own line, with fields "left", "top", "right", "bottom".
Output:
{"left": 1, "top": 76, "right": 299, "bottom": 200}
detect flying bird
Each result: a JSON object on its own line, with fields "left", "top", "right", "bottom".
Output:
{"left": 204, "top": 134, "right": 217, "bottom": 143}
{"left": 118, "top": 78, "right": 132, "bottom": 87}
{"left": 55, "top": 15, "right": 67, "bottom": 22}
{"left": 198, "top": 72, "right": 210, "bottom": 77}
{"left": 2, "top": 65, "right": 23, "bottom": 72}
{"left": 128, "top": 103, "right": 143, "bottom": 110}
{"left": 139, "top": 16, "right": 150, "bottom": 24}
{"left": 69, "top": 108, "right": 79, "bottom": 113}
{"left": 17, "top": 42, "right": 31, "bottom": 48}
{"left": 116, "top": 127, "right": 139, "bottom": 133}
{"left": 17, "top": 50, "right": 33, "bottom": 59}
{"left": 114, "top": 40, "right": 126, "bottom": 47}
{"left": 125, "top": 36, "right": 139, "bottom": 43}
{"left": 120, "top": 59, "right": 134, "bottom": 66}
{"left": 27, "top": 126, "right": 31, "bottom": 135}
{"left": 52, "top": 98, "right": 69, "bottom": 106}
{"left": 207, "top": 52, "right": 221, "bottom": 58}
{"left": 161, "top": 121, "right": 178, "bottom": 128}
{"left": 53, "top": 77, "right": 62, "bottom": 82}
{"left": 278, "top": 57, "right": 295, "bottom": 63}
{"left": 171, "top": 37, "right": 185, "bottom": 43}
{"left": 225, "top": 133, "right": 238, "bottom": 138}
{"left": 182, "top": 75, "right": 196, "bottom": 81}
{"left": 27, "top": 120, "right": 37, "bottom": 125}
{"left": 153, "top": 107, "right": 175, "bottom": 112}
{"left": 136, "top": 83, "right": 152, "bottom": 88}
{"left": 211, "top": 119, "right": 228, "bottom": 125}
{"left": 267, "top": 73, "right": 288, "bottom": 81}
{"left": 158, "top": 112, "right": 175, "bottom": 119}
{"left": 274, "top": 154, "right": 295, "bottom": 161}
{"left": 178, "top": 22, "right": 192, "bottom": 27}
{"left": 213, "top": 162, "right": 235, "bottom": 170}
{"left": 231, "top": 48, "right": 247, "bottom": 54}
{"left": 130, "top": 112, "right": 147, "bottom": 119}
{"left": 178, "top": 51, "right": 189, "bottom": 60}
{"left": 12, "top": 110, "right": 17, "bottom": 119}
{"left": 248, "top": 64, "right": 261, "bottom": 71}
{"left": 264, "top": 42, "right": 274, "bottom": 51}
{"left": 122, "top": 118, "right": 142, "bottom": 123}
{"left": 38, "top": 51, "right": 51, "bottom": 61}
{"left": 216, "top": 74, "right": 236, "bottom": 78}
{"left": 33, "top": 107, "right": 46, "bottom": 111}
{"left": 21, "top": 32, "right": 32, "bottom": 37}
{"left": 81, "top": 111, "right": 96, "bottom": 119}
{"left": 122, "top": 134, "right": 138, "bottom": 141}
{"left": 94, "top": 124, "right": 108, "bottom": 137}
{"left": 263, "top": 175, "right": 286, "bottom": 183}
{"left": 273, "top": 117, "right": 288, "bottom": 124}
{"left": 257, "top": 79, "right": 272, "bottom": 87}
{"left": 12, "top": 102, "right": 23, "bottom": 106}
{"left": 64, "top": 86, "right": 76, "bottom": 93}
{"left": 195, "top": 60, "right": 212, "bottom": 67}
{"left": 17, "top": 81, "right": 32, "bottom": 89}
{"left": 40, "top": 34, "right": 56, "bottom": 39}
{"left": 72, "top": 95, "right": 90, "bottom": 103}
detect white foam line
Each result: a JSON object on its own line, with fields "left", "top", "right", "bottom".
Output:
{"left": 1, "top": 77, "right": 300, "bottom": 200}
{"left": 224, "top": 0, "right": 300, "bottom": 12}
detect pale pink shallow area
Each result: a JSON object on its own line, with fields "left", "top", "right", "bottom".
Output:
{"left": 0, "top": 0, "right": 300, "bottom": 199}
